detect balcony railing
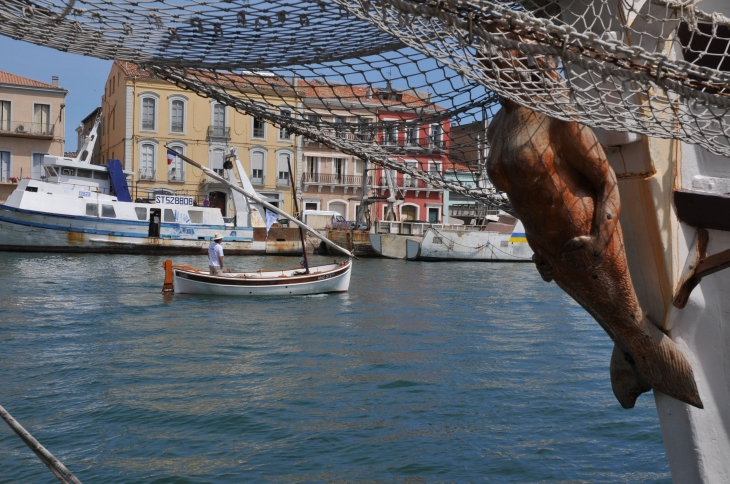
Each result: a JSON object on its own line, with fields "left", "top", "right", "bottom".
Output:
{"left": 138, "top": 171, "right": 156, "bottom": 181}
{"left": 207, "top": 125, "right": 230, "bottom": 139}
{"left": 378, "top": 177, "right": 433, "bottom": 189}
{"left": 276, "top": 177, "right": 291, "bottom": 187}
{"left": 0, "top": 120, "right": 55, "bottom": 138}
{"left": 302, "top": 173, "right": 370, "bottom": 186}
{"left": 315, "top": 128, "right": 375, "bottom": 142}
{"left": 375, "top": 137, "right": 445, "bottom": 150}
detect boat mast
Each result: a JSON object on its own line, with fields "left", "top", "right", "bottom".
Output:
{"left": 287, "top": 156, "right": 310, "bottom": 273}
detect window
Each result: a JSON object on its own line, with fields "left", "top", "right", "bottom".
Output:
{"left": 405, "top": 123, "right": 418, "bottom": 146}
{"left": 259, "top": 192, "right": 280, "bottom": 209}
{"left": 211, "top": 148, "right": 225, "bottom": 176}
{"left": 135, "top": 207, "right": 147, "bottom": 220}
{"left": 213, "top": 104, "right": 225, "bottom": 127}
{"left": 334, "top": 158, "right": 345, "bottom": 182}
{"left": 307, "top": 156, "right": 318, "bottom": 177}
{"left": 101, "top": 204, "right": 116, "bottom": 218}
{"left": 0, "top": 151, "right": 9, "bottom": 182}
{"left": 306, "top": 113, "right": 321, "bottom": 126}
{"left": 279, "top": 108, "right": 292, "bottom": 140}
{"left": 170, "top": 100, "right": 185, "bottom": 133}
{"left": 93, "top": 171, "right": 109, "bottom": 180}
{"left": 429, "top": 162, "right": 441, "bottom": 174}
{"left": 0, "top": 101, "right": 10, "bottom": 131}
{"left": 164, "top": 209, "right": 175, "bottom": 222}
{"left": 353, "top": 159, "right": 364, "bottom": 176}
{"left": 252, "top": 115, "right": 266, "bottom": 139}
{"left": 383, "top": 122, "right": 397, "bottom": 145}
{"left": 86, "top": 203, "right": 98, "bottom": 216}
{"left": 304, "top": 202, "right": 319, "bottom": 211}
{"left": 357, "top": 117, "right": 372, "bottom": 140}
{"left": 188, "top": 210, "right": 203, "bottom": 223}
{"left": 139, "top": 143, "right": 156, "bottom": 180}
{"left": 209, "top": 103, "right": 227, "bottom": 138}
{"left": 33, "top": 104, "right": 50, "bottom": 134}
{"left": 77, "top": 169, "right": 92, "bottom": 178}
{"left": 277, "top": 153, "right": 291, "bottom": 186}
{"left": 251, "top": 151, "right": 265, "bottom": 184}
{"left": 168, "top": 145, "right": 185, "bottom": 181}
{"left": 61, "top": 167, "right": 74, "bottom": 176}
{"left": 334, "top": 116, "right": 346, "bottom": 137}
{"left": 404, "top": 161, "right": 417, "bottom": 187}
{"left": 142, "top": 98, "right": 156, "bottom": 130}
{"left": 429, "top": 123, "right": 443, "bottom": 148}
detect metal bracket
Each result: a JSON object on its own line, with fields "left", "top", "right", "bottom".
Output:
{"left": 673, "top": 228, "right": 730, "bottom": 308}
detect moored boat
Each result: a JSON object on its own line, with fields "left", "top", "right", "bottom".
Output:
{"left": 0, "top": 119, "right": 302, "bottom": 254}
{"left": 406, "top": 218, "right": 533, "bottom": 262}
{"left": 162, "top": 259, "right": 352, "bottom": 296}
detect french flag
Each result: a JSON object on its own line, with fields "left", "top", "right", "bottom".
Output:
{"left": 167, "top": 150, "right": 176, "bottom": 165}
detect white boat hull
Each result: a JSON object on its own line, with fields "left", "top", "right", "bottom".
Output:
{"left": 172, "top": 261, "right": 352, "bottom": 296}
{"left": 407, "top": 228, "right": 533, "bottom": 261}
{"left": 0, "top": 205, "right": 301, "bottom": 254}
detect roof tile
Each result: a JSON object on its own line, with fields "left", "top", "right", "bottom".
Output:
{"left": 0, "top": 70, "right": 64, "bottom": 89}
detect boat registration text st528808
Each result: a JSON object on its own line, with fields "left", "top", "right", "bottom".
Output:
{"left": 156, "top": 195, "right": 195, "bottom": 206}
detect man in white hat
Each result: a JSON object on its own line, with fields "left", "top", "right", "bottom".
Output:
{"left": 209, "top": 233, "right": 225, "bottom": 275}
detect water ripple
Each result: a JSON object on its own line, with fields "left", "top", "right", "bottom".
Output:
{"left": 0, "top": 254, "right": 669, "bottom": 482}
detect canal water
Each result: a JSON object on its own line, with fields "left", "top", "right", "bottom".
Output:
{"left": 0, "top": 253, "right": 670, "bottom": 482}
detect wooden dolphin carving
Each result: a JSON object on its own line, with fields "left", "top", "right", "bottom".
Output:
{"left": 486, "top": 99, "right": 702, "bottom": 409}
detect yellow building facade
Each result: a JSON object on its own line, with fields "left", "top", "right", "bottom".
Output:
{"left": 100, "top": 61, "right": 299, "bottom": 217}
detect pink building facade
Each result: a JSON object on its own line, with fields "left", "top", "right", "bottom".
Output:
{"left": 373, "top": 105, "right": 448, "bottom": 223}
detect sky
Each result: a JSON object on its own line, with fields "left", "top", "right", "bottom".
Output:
{"left": 1, "top": 36, "right": 112, "bottom": 152}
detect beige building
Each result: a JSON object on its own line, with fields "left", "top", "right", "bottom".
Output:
{"left": 100, "top": 61, "right": 300, "bottom": 216}
{"left": 0, "top": 70, "right": 67, "bottom": 193}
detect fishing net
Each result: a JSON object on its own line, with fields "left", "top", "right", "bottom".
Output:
{"left": 2, "top": 0, "right": 729, "bottom": 212}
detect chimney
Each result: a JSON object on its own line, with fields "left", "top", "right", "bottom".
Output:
{"left": 365, "top": 86, "right": 373, "bottom": 100}
{"left": 52, "top": 76, "right": 59, "bottom": 86}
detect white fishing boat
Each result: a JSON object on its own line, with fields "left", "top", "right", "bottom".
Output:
{"left": 0, "top": 119, "right": 301, "bottom": 254}
{"left": 162, "top": 259, "right": 352, "bottom": 296}
{"left": 406, "top": 218, "right": 533, "bottom": 262}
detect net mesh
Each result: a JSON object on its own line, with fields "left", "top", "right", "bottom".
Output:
{"left": 2, "top": 0, "right": 729, "bottom": 212}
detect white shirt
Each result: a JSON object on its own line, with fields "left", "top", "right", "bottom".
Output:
{"left": 209, "top": 241, "right": 224, "bottom": 266}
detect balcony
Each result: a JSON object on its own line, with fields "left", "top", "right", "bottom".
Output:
{"left": 378, "top": 177, "right": 429, "bottom": 189}
{"left": 376, "top": 176, "right": 444, "bottom": 196}
{"left": 276, "top": 177, "right": 291, "bottom": 187}
{"left": 316, "top": 128, "right": 375, "bottom": 142}
{"left": 375, "top": 136, "right": 445, "bottom": 152}
{"left": 207, "top": 125, "right": 230, "bottom": 139}
{"left": 0, "top": 121, "right": 55, "bottom": 139}
{"left": 138, "top": 171, "right": 156, "bottom": 181}
{"left": 302, "top": 173, "right": 370, "bottom": 186}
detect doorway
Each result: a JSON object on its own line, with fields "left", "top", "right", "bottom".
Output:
{"left": 209, "top": 191, "right": 227, "bottom": 216}
{"left": 148, "top": 208, "right": 161, "bottom": 238}
{"left": 428, "top": 207, "right": 439, "bottom": 223}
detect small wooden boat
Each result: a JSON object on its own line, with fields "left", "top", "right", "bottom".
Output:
{"left": 162, "top": 259, "right": 352, "bottom": 296}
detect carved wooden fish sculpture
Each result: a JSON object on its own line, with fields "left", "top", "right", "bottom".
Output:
{"left": 486, "top": 100, "right": 702, "bottom": 409}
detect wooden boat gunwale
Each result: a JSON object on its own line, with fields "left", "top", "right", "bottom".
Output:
{"left": 172, "top": 260, "right": 351, "bottom": 287}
